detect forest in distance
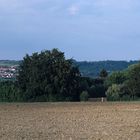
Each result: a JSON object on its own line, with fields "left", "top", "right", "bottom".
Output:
{"left": 0, "top": 49, "right": 140, "bottom": 102}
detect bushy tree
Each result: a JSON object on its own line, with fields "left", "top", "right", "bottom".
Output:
{"left": 17, "top": 49, "right": 81, "bottom": 101}
{"left": 0, "top": 81, "right": 22, "bottom": 102}
{"left": 125, "top": 63, "right": 140, "bottom": 98}
{"left": 79, "top": 77, "right": 106, "bottom": 98}
{"left": 106, "top": 84, "right": 122, "bottom": 101}
{"left": 80, "top": 91, "right": 89, "bottom": 101}
{"left": 99, "top": 69, "right": 108, "bottom": 78}
{"left": 105, "top": 71, "right": 127, "bottom": 88}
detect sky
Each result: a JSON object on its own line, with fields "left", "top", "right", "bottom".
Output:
{"left": 0, "top": 0, "right": 140, "bottom": 61}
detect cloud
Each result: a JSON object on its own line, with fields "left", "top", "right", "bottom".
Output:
{"left": 68, "top": 5, "right": 79, "bottom": 15}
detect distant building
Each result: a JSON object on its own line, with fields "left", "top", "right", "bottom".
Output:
{"left": 0, "top": 66, "right": 18, "bottom": 79}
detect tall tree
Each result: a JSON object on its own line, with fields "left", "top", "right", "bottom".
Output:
{"left": 17, "top": 49, "right": 81, "bottom": 101}
{"left": 105, "top": 71, "right": 127, "bottom": 87}
{"left": 126, "top": 63, "right": 140, "bottom": 98}
{"left": 99, "top": 69, "right": 108, "bottom": 78}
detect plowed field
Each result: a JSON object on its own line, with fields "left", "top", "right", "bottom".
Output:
{"left": 0, "top": 102, "right": 140, "bottom": 140}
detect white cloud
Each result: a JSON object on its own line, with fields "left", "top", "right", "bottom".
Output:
{"left": 68, "top": 5, "right": 79, "bottom": 15}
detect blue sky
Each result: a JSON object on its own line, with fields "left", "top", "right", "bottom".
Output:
{"left": 0, "top": 0, "right": 140, "bottom": 61}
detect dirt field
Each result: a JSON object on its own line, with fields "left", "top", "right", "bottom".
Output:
{"left": 0, "top": 102, "right": 140, "bottom": 140}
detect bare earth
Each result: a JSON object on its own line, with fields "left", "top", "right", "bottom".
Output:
{"left": 0, "top": 102, "right": 140, "bottom": 140}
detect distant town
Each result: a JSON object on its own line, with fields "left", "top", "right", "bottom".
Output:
{"left": 0, "top": 66, "right": 18, "bottom": 79}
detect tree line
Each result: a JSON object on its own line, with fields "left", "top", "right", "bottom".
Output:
{"left": 0, "top": 60, "right": 138, "bottom": 78}
{"left": 0, "top": 49, "right": 140, "bottom": 102}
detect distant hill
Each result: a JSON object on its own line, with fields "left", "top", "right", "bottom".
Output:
{"left": 0, "top": 60, "right": 20, "bottom": 66}
{"left": 0, "top": 60, "right": 139, "bottom": 78}
{"left": 75, "top": 60, "right": 139, "bottom": 78}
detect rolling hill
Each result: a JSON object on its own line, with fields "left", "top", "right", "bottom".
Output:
{"left": 75, "top": 60, "right": 139, "bottom": 78}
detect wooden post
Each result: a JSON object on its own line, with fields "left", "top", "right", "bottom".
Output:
{"left": 101, "top": 97, "right": 104, "bottom": 102}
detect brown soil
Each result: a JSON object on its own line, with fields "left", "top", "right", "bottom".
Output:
{"left": 0, "top": 102, "right": 140, "bottom": 140}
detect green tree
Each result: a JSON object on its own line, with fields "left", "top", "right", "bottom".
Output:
{"left": 17, "top": 49, "right": 81, "bottom": 102}
{"left": 106, "top": 84, "right": 122, "bottom": 101}
{"left": 105, "top": 71, "right": 127, "bottom": 88}
{"left": 0, "top": 81, "right": 22, "bottom": 102}
{"left": 99, "top": 69, "right": 108, "bottom": 78}
{"left": 125, "top": 64, "right": 140, "bottom": 98}
{"left": 80, "top": 91, "right": 89, "bottom": 101}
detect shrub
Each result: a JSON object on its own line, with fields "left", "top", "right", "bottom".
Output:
{"left": 80, "top": 91, "right": 89, "bottom": 101}
{"left": 0, "top": 81, "right": 23, "bottom": 102}
{"left": 120, "top": 94, "right": 131, "bottom": 101}
{"left": 106, "top": 84, "right": 121, "bottom": 101}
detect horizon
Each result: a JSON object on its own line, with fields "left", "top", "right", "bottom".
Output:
{"left": 1, "top": 0, "right": 140, "bottom": 61}
{"left": 0, "top": 58, "right": 139, "bottom": 62}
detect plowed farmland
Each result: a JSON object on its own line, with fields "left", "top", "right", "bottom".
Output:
{"left": 0, "top": 102, "right": 140, "bottom": 140}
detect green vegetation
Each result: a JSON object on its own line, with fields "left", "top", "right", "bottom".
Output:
{"left": 105, "top": 71, "right": 127, "bottom": 87}
{"left": 0, "top": 81, "right": 22, "bottom": 102}
{"left": 0, "top": 60, "right": 139, "bottom": 79}
{"left": 105, "top": 64, "right": 140, "bottom": 101}
{"left": 80, "top": 91, "right": 89, "bottom": 101}
{"left": 0, "top": 77, "right": 16, "bottom": 82}
{"left": 0, "top": 60, "right": 20, "bottom": 66}
{"left": 0, "top": 49, "right": 140, "bottom": 102}
{"left": 99, "top": 69, "right": 108, "bottom": 78}
{"left": 106, "top": 84, "right": 122, "bottom": 101}
{"left": 75, "top": 60, "right": 139, "bottom": 78}
{"left": 17, "top": 49, "right": 81, "bottom": 102}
